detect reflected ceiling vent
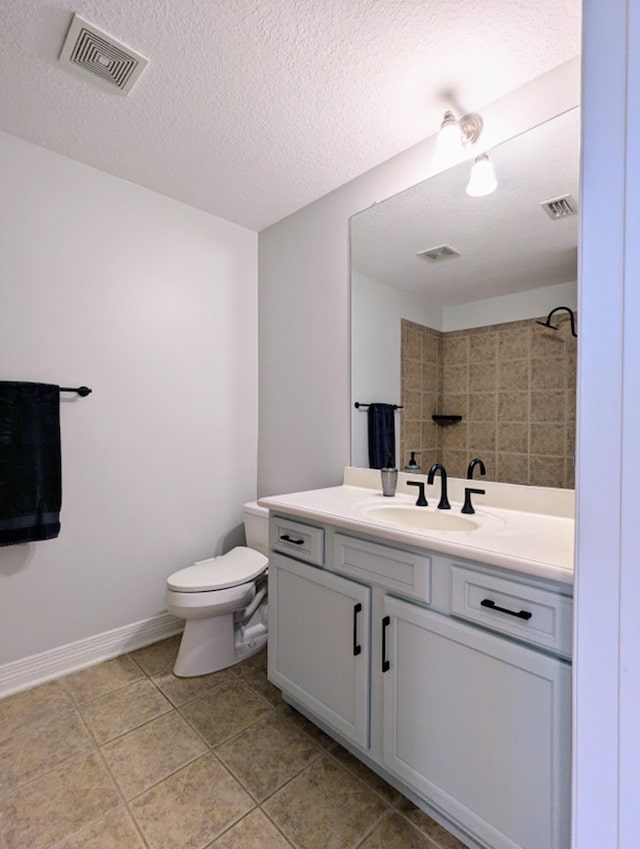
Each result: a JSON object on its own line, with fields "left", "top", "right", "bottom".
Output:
{"left": 59, "top": 13, "right": 149, "bottom": 94}
{"left": 540, "top": 194, "right": 578, "bottom": 220}
{"left": 417, "top": 244, "right": 461, "bottom": 263}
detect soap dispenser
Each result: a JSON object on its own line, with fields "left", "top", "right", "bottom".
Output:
{"left": 380, "top": 455, "right": 398, "bottom": 497}
{"left": 404, "top": 451, "right": 422, "bottom": 473}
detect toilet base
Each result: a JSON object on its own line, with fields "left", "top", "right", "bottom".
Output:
{"left": 173, "top": 614, "right": 268, "bottom": 677}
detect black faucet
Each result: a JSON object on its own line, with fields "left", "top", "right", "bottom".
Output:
{"left": 407, "top": 480, "right": 428, "bottom": 507}
{"left": 427, "top": 464, "right": 451, "bottom": 510}
{"left": 467, "top": 458, "right": 486, "bottom": 480}
{"left": 462, "top": 487, "right": 485, "bottom": 514}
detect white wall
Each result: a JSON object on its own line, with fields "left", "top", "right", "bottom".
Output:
{"left": 258, "top": 57, "right": 581, "bottom": 497}
{"left": 442, "top": 280, "right": 578, "bottom": 331}
{"left": 350, "top": 271, "right": 438, "bottom": 467}
{"left": 0, "top": 132, "right": 258, "bottom": 666}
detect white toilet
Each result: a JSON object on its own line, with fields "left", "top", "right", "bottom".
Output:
{"left": 165, "top": 501, "right": 269, "bottom": 677}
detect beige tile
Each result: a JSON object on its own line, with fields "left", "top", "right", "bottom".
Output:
{"left": 531, "top": 325, "right": 566, "bottom": 357}
{"left": 59, "top": 807, "right": 146, "bottom": 849}
{"left": 498, "top": 327, "right": 530, "bottom": 360}
{"left": 129, "top": 635, "right": 181, "bottom": 676}
{"left": 216, "top": 711, "right": 321, "bottom": 801}
{"left": 242, "top": 668, "right": 283, "bottom": 709}
{"left": 263, "top": 756, "right": 387, "bottom": 849}
{"left": 530, "top": 357, "right": 566, "bottom": 390}
{"left": 469, "top": 331, "right": 498, "bottom": 363}
{"left": 423, "top": 330, "right": 441, "bottom": 365}
{"left": 466, "top": 451, "right": 495, "bottom": 480}
{"left": 210, "top": 808, "right": 293, "bottom": 848}
{"left": 441, "top": 335, "right": 469, "bottom": 366}
{"left": 180, "top": 680, "right": 272, "bottom": 747}
{"left": 277, "top": 704, "right": 338, "bottom": 750}
{"left": 0, "top": 707, "right": 93, "bottom": 793}
{"left": 403, "top": 389, "right": 422, "bottom": 420}
{"left": 152, "top": 666, "right": 235, "bottom": 707}
{"left": 439, "top": 450, "right": 467, "bottom": 479}
{"left": 498, "top": 391, "right": 529, "bottom": 422}
{"left": 358, "top": 811, "right": 436, "bottom": 849}
{"left": 468, "top": 392, "right": 496, "bottom": 423}
{"left": 404, "top": 359, "right": 423, "bottom": 391}
{"left": 469, "top": 361, "right": 497, "bottom": 393}
{"left": 229, "top": 647, "right": 267, "bottom": 678}
{"left": 102, "top": 710, "right": 208, "bottom": 799}
{"left": 439, "top": 393, "right": 467, "bottom": 418}
{"left": 0, "top": 751, "right": 120, "bottom": 849}
{"left": 441, "top": 365, "right": 468, "bottom": 394}
{"left": 421, "top": 392, "right": 439, "bottom": 420}
{"left": 0, "top": 681, "right": 75, "bottom": 743}
{"left": 496, "top": 453, "right": 529, "bottom": 485}
{"left": 530, "top": 455, "right": 565, "bottom": 488}
{"left": 404, "top": 326, "right": 423, "bottom": 360}
{"left": 404, "top": 420, "right": 421, "bottom": 454}
{"left": 395, "top": 797, "right": 468, "bottom": 848}
{"left": 440, "top": 422, "right": 467, "bottom": 451}
{"left": 530, "top": 391, "right": 565, "bottom": 423}
{"left": 530, "top": 423, "right": 566, "bottom": 456}
{"left": 60, "top": 656, "right": 144, "bottom": 703}
{"left": 497, "top": 359, "right": 529, "bottom": 391}
{"left": 79, "top": 678, "right": 172, "bottom": 744}
{"left": 420, "top": 422, "right": 438, "bottom": 453}
{"left": 497, "top": 422, "right": 528, "bottom": 454}
{"left": 131, "top": 753, "right": 253, "bottom": 849}
{"left": 422, "top": 364, "right": 438, "bottom": 394}
{"left": 330, "top": 746, "right": 402, "bottom": 806}
{"left": 468, "top": 422, "right": 496, "bottom": 453}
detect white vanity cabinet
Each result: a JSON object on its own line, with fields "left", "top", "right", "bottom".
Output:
{"left": 267, "top": 511, "right": 572, "bottom": 849}
{"left": 382, "top": 595, "right": 571, "bottom": 849}
{"left": 268, "top": 551, "right": 371, "bottom": 748}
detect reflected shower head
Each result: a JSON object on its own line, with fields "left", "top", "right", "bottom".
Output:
{"left": 536, "top": 306, "right": 577, "bottom": 338}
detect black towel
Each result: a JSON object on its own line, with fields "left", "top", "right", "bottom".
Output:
{"left": 367, "top": 403, "right": 396, "bottom": 469}
{"left": 0, "top": 382, "right": 62, "bottom": 547}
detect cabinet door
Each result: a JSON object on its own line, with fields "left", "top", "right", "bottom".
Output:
{"left": 268, "top": 552, "right": 370, "bottom": 748}
{"left": 381, "top": 595, "right": 571, "bottom": 849}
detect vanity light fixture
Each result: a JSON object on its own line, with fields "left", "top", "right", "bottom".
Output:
{"left": 466, "top": 153, "right": 498, "bottom": 197}
{"left": 434, "top": 109, "right": 498, "bottom": 196}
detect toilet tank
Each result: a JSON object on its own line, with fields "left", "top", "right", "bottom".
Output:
{"left": 243, "top": 501, "right": 269, "bottom": 557}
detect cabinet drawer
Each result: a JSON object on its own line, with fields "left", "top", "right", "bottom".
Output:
{"left": 333, "top": 533, "right": 431, "bottom": 602}
{"left": 451, "top": 566, "right": 573, "bottom": 657}
{"left": 272, "top": 516, "right": 324, "bottom": 566}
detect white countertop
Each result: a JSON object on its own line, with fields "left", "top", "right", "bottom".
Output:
{"left": 259, "top": 483, "right": 575, "bottom": 586}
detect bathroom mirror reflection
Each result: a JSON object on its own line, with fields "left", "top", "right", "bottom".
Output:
{"left": 350, "top": 107, "right": 579, "bottom": 488}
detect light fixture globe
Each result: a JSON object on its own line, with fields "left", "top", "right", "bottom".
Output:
{"left": 466, "top": 153, "right": 498, "bottom": 197}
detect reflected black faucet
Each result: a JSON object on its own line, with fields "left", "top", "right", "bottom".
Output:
{"left": 467, "top": 458, "right": 486, "bottom": 480}
{"left": 427, "top": 464, "right": 451, "bottom": 510}
{"left": 407, "top": 480, "right": 428, "bottom": 507}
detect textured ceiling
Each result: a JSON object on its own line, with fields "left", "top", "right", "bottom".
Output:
{"left": 0, "top": 0, "right": 581, "bottom": 231}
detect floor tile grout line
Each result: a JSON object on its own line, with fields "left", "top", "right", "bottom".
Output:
{"left": 351, "top": 807, "right": 394, "bottom": 849}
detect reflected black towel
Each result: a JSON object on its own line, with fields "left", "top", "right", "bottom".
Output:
{"left": 0, "top": 382, "right": 61, "bottom": 547}
{"left": 367, "top": 403, "right": 396, "bottom": 469}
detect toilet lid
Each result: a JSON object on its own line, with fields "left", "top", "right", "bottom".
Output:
{"left": 167, "top": 547, "right": 268, "bottom": 592}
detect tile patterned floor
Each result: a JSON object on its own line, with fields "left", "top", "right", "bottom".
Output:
{"left": 0, "top": 638, "right": 468, "bottom": 849}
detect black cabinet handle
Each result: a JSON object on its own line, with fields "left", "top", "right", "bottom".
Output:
{"left": 481, "top": 598, "right": 532, "bottom": 621}
{"left": 353, "top": 603, "right": 362, "bottom": 656}
{"left": 279, "top": 534, "right": 304, "bottom": 545}
{"left": 381, "top": 616, "right": 391, "bottom": 672}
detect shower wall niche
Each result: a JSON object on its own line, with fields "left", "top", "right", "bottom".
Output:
{"left": 400, "top": 316, "right": 576, "bottom": 488}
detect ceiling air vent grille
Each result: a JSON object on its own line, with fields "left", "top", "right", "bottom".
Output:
{"left": 59, "top": 14, "right": 149, "bottom": 94}
{"left": 417, "top": 245, "right": 461, "bottom": 263}
{"left": 541, "top": 194, "right": 578, "bottom": 220}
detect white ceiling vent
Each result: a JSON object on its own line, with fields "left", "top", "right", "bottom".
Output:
{"left": 59, "top": 14, "right": 149, "bottom": 95}
{"left": 417, "top": 245, "right": 461, "bottom": 263}
{"left": 541, "top": 194, "right": 578, "bottom": 220}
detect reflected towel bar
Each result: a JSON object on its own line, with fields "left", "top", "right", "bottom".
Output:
{"left": 60, "top": 386, "right": 92, "bottom": 397}
{"left": 354, "top": 402, "right": 403, "bottom": 410}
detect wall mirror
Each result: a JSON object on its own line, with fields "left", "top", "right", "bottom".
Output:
{"left": 350, "top": 107, "right": 579, "bottom": 488}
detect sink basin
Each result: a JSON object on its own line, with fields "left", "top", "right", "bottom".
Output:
{"left": 363, "top": 506, "right": 479, "bottom": 532}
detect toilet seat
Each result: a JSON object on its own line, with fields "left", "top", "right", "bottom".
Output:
{"left": 167, "top": 546, "right": 268, "bottom": 593}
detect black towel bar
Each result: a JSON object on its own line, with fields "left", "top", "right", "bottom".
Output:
{"left": 354, "top": 402, "right": 403, "bottom": 410}
{"left": 60, "top": 386, "right": 92, "bottom": 397}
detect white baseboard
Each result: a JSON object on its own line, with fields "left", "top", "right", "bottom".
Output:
{"left": 0, "top": 612, "right": 183, "bottom": 699}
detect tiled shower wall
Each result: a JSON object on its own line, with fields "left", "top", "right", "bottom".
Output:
{"left": 400, "top": 316, "right": 576, "bottom": 488}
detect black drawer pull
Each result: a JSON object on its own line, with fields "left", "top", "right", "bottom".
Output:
{"left": 280, "top": 534, "right": 305, "bottom": 546}
{"left": 353, "top": 603, "right": 362, "bottom": 656}
{"left": 381, "top": 616, "right": 391, "bottom": 672}
{"left": 481, "top": 598, "right": 532, "bottom": 621}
